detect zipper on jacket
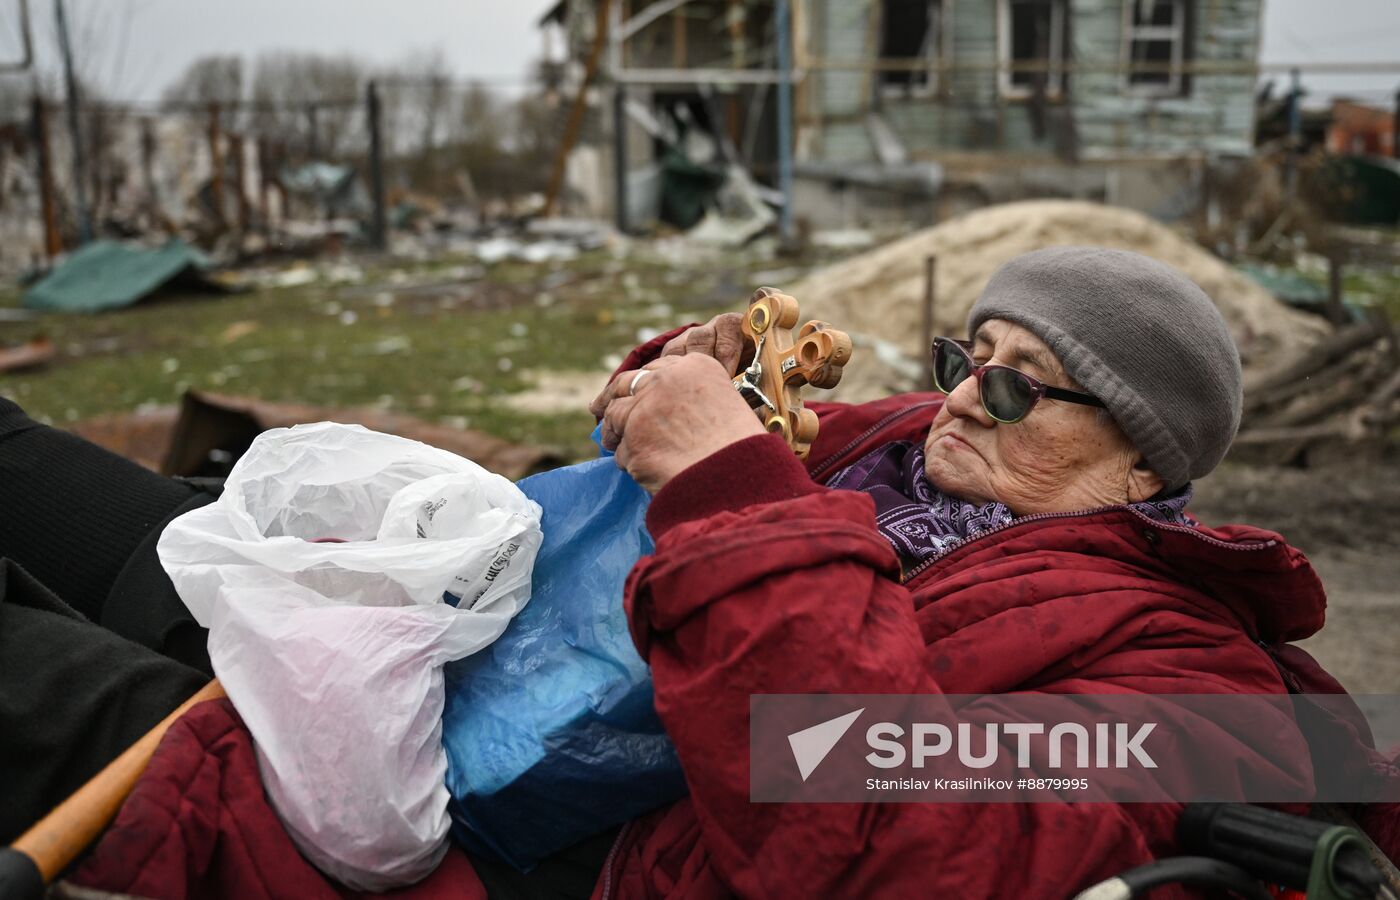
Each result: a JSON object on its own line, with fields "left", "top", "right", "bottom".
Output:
{"left": 900, "top": 504, "right": 1278, "bottom": 588}
{"left": 808, "top": 401, "right": 943, "bottom": 480}
{"left": 598, "top": 820, "right": 632, "bottom": 900}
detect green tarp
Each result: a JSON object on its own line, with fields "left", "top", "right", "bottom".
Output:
{"left": 1236, "top": 262, "right": 1361, "bottom": 323}
{"left": 1236, "top": 263, "right": 1328, "bottom": 306}
{"left": 23, "top": 240, "right": 217, "bottom": 314}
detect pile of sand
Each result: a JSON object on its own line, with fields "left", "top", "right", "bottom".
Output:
{"left": 788, "top": 200, "right": 1327, "bottom": 402}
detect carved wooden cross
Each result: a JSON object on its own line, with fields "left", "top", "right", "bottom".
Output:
{"left": 732, "top": 287, "right": 853, "bottom": 459}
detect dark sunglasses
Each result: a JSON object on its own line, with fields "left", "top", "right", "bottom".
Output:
{"left": 931, "top": 337, "right": 1106, "bottom": 424}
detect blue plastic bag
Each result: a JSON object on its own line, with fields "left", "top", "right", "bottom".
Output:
{"left": 441, "top": 436, "right": 687, "bottom": 870}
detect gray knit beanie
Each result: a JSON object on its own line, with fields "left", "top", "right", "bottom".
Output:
{"left": 967, "top": 246, "right": 1242, "bottom": 491}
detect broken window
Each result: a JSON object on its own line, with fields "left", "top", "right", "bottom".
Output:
{"left": 999, "top": 0, "right": 1067, "bottom": 99}
{"left": 879, "top": 0, "right": 945, "bottom": 97}
{"left": 1125, "top": 0, "right": 1190, "bottom": 96}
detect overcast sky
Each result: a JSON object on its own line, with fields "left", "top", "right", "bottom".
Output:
{"left": 0, "top": 0, "right": 1396, "bottom": 109}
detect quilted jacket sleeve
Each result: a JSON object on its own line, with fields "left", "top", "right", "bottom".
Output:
{"left": 624, "top": 434, "right": 1180, "bottom": 899}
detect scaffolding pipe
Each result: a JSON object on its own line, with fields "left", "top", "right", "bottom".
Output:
{"left": 367, "top": 80, "right": 387, "bottom": 251}
{"left": 231, "top": 133, "right": 250, "bottom": 234}
{"left": 29, "top": 96, "right": 61, "bottom": 260}
{"left": 612, "top": 83, "right": 629, "bottom": 234}
{"left": 775, "top": 0, "right": 794, "bottom": 244}
{"left": 608, "top": 60, "right": 1400, "bottom": 87}
{"left": 1393, "top": 87, "right": 1400, "bottom": 160}
{"left": 615, "top": 0, "right": 688, "bottom": 44}
{"left": 207, "top": 103, "right": 225, "bottom": 225}
{"left": 1285, "top": 67, "right": 1301, "bottom": 205}
{"left": 614, "top": 68, "right": 801, "bottom": 85}
{"left": 54, "top": 0, "right": 92, "bottom": 244}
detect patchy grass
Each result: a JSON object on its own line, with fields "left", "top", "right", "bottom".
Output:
{"left": 0, "top": 244, "right": 838, "bottom": 462}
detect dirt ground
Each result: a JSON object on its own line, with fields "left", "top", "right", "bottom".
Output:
{"left": 1191, "top": 454, "right": 1400, "bottom": 693}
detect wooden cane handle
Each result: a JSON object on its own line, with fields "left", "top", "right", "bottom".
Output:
{"left": 11, "top": 678, "right": 227, "bottom": 883}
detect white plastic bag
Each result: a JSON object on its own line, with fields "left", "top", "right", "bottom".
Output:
{"left": 157, "top": 422, "right": 542, "bottom": 890}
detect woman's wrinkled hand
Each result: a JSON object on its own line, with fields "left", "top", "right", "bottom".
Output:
{"left": 659, "top": 312, "right": 749, "bottom": 373}
{"left": 590, "top": 315, "right": 748, "bottom": 420}
{"left": 591, "top": 354, "right": 766, "bottom": 494}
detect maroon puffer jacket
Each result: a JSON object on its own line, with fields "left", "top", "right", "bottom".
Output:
{"left": 72, "top": 698, "right": 486, "bottom": 900}
{"left": 588, "top": 332, "right": 1355, "bottom": 900}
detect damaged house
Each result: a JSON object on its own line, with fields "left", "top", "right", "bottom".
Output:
{"left": 540, "top": 0, "right": 1263, "bottom": 231}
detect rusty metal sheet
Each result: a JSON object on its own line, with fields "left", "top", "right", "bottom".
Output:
{"left": 0, "top": 338, "right": 56, "bottom": 374}
{"left": 68, "top": 406, "right": 182, "bottom": 472}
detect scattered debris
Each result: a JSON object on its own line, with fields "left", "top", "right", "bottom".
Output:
{"left": 789, "top": 200, "right": 1330, "bottom": 402}
{"left": 359, "top": 335, "right": 413, "bottom": 356}
{"left": 257, "top": 266, "right": 319, "bottom": 289}
{"left": 219, "top": 321, "right": 261, "bottom": 344}
{"left": 685, "top": 167, "right": 777, "bottom": 248}
{"left": 232, "top": 261, "right": 368, "bottom": 292}
{"left": 811, "top": 229, "right": 878, "bottom": 251}
{"left": 524, "top": 218, "right": 615, "bottom": 250}
{"left": 281, "top": 161, "right": 370, "bottom": 220}
{"left": 474, "top": 236, "right": 578, "bottom": 265}
{"left": 23, "top": 240, "right": 228, "bottom": 314}
{"left": 0, "top": 337, "right": 56, "bottom": 374}
{"left": 455, "top": 221, "right": 618, "bottom": 265}
{"left": 321, "top": 262, "right": 367, "bottom": 285}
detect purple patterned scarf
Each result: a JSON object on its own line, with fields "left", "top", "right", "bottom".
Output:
{"left": 827, "top": 441, "right": 1195, "bottom": 573}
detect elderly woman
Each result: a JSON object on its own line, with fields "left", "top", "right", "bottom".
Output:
{"left": 585, "top": 247, "right": 1348, "bottom": 898}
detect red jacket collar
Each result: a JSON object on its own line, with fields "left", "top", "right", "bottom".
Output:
{"left": 808, "top": 393, "right": 1328, "bottom": 645}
